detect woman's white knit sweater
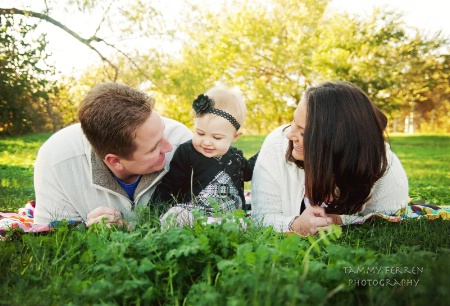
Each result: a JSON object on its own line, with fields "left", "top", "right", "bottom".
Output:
{"left": 251, "top": 126, "right": 409, "bottom": 232}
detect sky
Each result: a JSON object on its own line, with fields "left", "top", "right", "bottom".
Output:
{"left": 329, "top": 0, "right": 449, "bottom": 36}
{"left": 4, "top": 0, "right": 449, "bottom": 76}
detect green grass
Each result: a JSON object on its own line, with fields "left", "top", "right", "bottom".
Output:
{"left": 1, "top": 132, "right": 449, "bottom": 213}
{"left": 234, "top": 135, "right": 265, "bottom": 190}
{"left": 0, "top": 132, "right": 52, "bottom": 211}
{"left": 234, "top": 134, "right": 265, "bottom": 158}
{"left": 1, "top": 132, "right": 449, "bottom": 215}
{"left": 1, "top": 133, "right": 449, "bottom": 305}
{"left": 388, "top": 134, "right": 450, "bottom": 205}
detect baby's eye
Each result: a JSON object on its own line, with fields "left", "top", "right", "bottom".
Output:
{"left": 213, "top": 137, "right": 222, "bottom": 140}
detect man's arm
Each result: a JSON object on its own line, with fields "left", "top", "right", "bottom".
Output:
{"left": 33, "top": 145, "right": 80, "bottom": 224}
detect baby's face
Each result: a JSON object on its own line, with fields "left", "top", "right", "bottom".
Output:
{"left": 193, "top": 114, "right": 238, "bottom": 158}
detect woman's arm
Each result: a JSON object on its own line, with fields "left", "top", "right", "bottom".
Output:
{"left": 339, "top": 148, "right": 409, "bottom": 225}
{"left": 252, "top": 127, "right": 337, "bottom": 234}
{"left": 251, "top": 129, "right": 297, "bottom": 231}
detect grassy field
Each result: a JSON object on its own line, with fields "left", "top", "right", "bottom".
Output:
{"left": 1, "top": 132, "right": 449, "bottom": 305}
{"left": 387, "top": 134, "right": 450, "bottom": 205}
{"left": 1, "top": 132, "right": 449, "bottom": 210}
{"left": 0, "top": 132, "right": 52, "bottom": 211}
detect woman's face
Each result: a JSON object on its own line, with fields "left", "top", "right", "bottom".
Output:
{"left": 286, "top": 96, "right": 307, "bottom": 161}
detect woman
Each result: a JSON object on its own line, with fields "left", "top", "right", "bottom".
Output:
{"left": 251, "top": 81, "right": 409, "bottom": 236}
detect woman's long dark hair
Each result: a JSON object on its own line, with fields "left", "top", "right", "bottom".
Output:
{"left": 286, "top": 81, "right": 388, "bottom": 214}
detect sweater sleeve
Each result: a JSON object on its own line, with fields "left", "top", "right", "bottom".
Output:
{"left": 33, "top": 133, "right": 82, "bottom": 224}
{"left": 153, "top": 143, "right": 192, "bottom": 204}
{"left": 233, "top": 148, "right": 257, "bottom": 182}
{"left": 243, "top": 151, "right": 259, "bottom": 181}
{"left": 162, "top": 117, "right": 192, "bottom": 164}
{"left": 251, "top": 129, "right": 295, "bottom": 231}
{"left": 339, "top": 145, "right": 409, "bottom": 225}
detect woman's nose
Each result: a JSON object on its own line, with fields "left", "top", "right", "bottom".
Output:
{"left": 286, "top": 130, "right": 297, "bottom": 142}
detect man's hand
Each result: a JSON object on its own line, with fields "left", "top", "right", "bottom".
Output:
{"left": 86, "top": 206, "right": 125, "bottom": 228}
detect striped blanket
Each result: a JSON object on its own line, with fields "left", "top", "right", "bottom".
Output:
{"left": 343, "top": 204, "right": 450, "bottom": 225}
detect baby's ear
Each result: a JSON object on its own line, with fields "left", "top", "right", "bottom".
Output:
{"left": 233, "top": 131, "right": 243, "bottom": 142}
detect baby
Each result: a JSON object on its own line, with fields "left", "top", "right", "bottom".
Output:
{"left": 154, "top": 86, "right": 258, "bottom": 224}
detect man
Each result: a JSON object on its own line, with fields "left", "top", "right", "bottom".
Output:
{"left": 33, "top": 82, "right": 192, "bottom": 226}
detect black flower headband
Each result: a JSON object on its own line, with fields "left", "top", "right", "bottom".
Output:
{"left": 192, "top": 94, "right": 241, "bottom": 130}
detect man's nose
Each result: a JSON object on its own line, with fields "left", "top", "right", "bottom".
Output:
{"left": 161, "top": 137, "right": 173, "bottom": 153}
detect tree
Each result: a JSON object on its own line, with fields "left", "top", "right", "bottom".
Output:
{"left": 398, "top": 44, "right": 450, "bottom": 132}
{"left": 150, "top": 0, "right": 449, "bottom": 133}
{"left": 0, "top": 0, "right": 179, "bottom": 134}
{"left": 146, "top": 0, "right": 331, "bottom": 133}
{"left": 318, "top": 10, "right": 450, "bottom": 133}
{"left": 0, "top": 14, "right": 58, "bottom": 135}
{"left": 3, "top": 0, "right": 448, "bottom": 134}
{"left": 0, "top": 0, "right": 175, "bottom": 85}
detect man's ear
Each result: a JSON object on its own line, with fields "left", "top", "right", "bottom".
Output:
{"left": 233, "top": 131, "right": 243, "bottom": 142}
{"left": 104, "top": 153, "right": 124, "bottom": 170}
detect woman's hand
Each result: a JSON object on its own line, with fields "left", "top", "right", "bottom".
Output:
{"left": 327, "top": 213, "right": 343, "bottom": 226}
{"left": 290, "top": 206, "right": 336, "bottom": 236}
{"left": 86, "top": 206, "right": 126, "bottom": 228}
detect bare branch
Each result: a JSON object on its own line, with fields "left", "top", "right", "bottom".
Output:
{"left": 93, "top": 1, "right": 114, "bottom": 37}
{"left": 100, "top": 39, "right": 166, "bottom": 93}
{"left": 1, "top": 7, "right": 119, "bottom": 81}
{"left": 43, "top": 0, "right": 50, "bottom": 14}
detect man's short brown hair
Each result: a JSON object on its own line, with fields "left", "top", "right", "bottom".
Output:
{"left": 78, "top": 82, "right": 155, "bottom": 159}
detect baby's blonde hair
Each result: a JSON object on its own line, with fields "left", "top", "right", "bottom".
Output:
{"left": 203, "top": 86, "right": 247, "bottom": 128}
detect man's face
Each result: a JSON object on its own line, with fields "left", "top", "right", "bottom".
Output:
{"left": 120, "top": 112, "right": 173, "bottom": 178}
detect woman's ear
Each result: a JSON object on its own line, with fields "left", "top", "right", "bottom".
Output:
{"left": 104, "top": 153, "right": 124, "bottom": 171}
{"left": 233, "top": 131, "right": 243, "bottom": 142}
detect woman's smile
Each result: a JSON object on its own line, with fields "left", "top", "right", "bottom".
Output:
{"left": 293, "top": 144, "right": 303, "bottom": 152}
